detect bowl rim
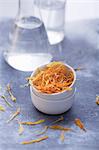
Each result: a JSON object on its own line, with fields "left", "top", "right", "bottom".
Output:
{"left": 30, "top": 63, "right": 76, "bottom": 96}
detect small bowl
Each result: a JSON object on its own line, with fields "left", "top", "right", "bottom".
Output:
{"left": 30, "top": 87, "right": 76, "bottom": 114}
{"left": 30, "top": 63, "right": 76, "bottom": 114}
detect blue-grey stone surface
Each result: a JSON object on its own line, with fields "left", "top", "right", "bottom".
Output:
{"left": 0, "top": 19, "right": 99, "bottom": 150}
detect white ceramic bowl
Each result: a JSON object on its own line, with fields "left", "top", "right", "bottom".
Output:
{"left": 30, "top": 63, "right": 76, "bottom": 115}
{"left": 30, "top": 87, "right": 76, "bottom": 114}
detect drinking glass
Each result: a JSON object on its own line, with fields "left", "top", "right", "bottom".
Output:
{"left": 4, "top": 0, "right": 52, "bottom": 72}
{"left": 34, "top": 0, "right": 66, "bottom": 45}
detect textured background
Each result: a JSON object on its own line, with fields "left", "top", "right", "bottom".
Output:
{"left": 0, "top": 18, "right": 99, "bottom": 149}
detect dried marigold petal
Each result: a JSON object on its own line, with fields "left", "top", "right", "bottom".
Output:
{"left": 21, "top": 136, "right": 48, "bottom": 144}
{"left": 20, "top": 83, "right": 30, "bottom": 88}
{"left": 50, "top": 116, "right": 64, "bottom": 125}
{"left": 7, "top": 107, "right": 20, "bottom": 123}
{"left": 0, "top": 105, "right": 5, "bottom": 111}
{"left": 6, "top": 83, "right": 16, "bottom": 102}
{"left": 36, "top": 126, "right": 48, "bottom": 136}
{"left": 74, "top": 67, "right": 85, "bottom": 71}
{"left": 74, "top": 118, "right": 86, "bottom": 132}
{"left": 18, "top": 121, "right": 24, "bottom": 135}
{"left": 60, "top": 131, "right": 65, "bottom": 142}
{"left": 1, "top": 95, "right": 13, "bottom": 107}
{"left": 96, "top": 95, "right": 99, "bottom": 105}
{"left": 21, "top": 119, "right": 45, "bottom": 125}
{"left": 49, "top": 125, "right": 72, "bottom": 131}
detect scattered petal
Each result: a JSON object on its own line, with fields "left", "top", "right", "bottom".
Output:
{"left": 74, "top": 118, "right": 86, "bottom": 132}
{"left": 7, "top": 107, "right": 20, "bottom": 123}
{"left": 1, "top": 95, "right": 13, "bottom": 107}
{"left": 18, "top": 121, "right": 24, "bottom": 135}
{"left": 60, "top": 131, "right": 65, "bottom": 142}
{"left": 20, "top": 83, "right": 29, "bottom": 88}
{"left": 50, "top": 116, "right": 64, "bottom": 125}
{"left": 36, "top": 126, "right": 48, "bottom": 136}
{"left": 21, "top": 119, "right": 45, "bottom": 125}
{"left": 6, "top": 83, "right": 16, "bottom": 102}
{"left": 0, "top": 105, "right": 5, "bottom": 112}
{"left": 74, "top": 67, "right": 85, "bottom": 71}
{"left": 96, "top": 95, "right": 99, "bottom": 105}
{"left": 21, "top": 136, "right": 48, "bottom": 144}
{"left": 49, "top": 125, "right": 72, "bottom": 131}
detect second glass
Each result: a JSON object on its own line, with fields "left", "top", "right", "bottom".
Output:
{"left": 34, "top": 0, "right": 66, "bottom": 45}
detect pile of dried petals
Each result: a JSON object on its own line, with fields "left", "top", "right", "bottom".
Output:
{"left": 28, "top": 62, "right": 74, "bottom": 94}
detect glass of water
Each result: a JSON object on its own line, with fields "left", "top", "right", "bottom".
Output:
{"left": 4, "top": 0, "right": 52, "bottom": 72}
{"left": 34, "top": 0, "right": 66, "bottom": 45}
